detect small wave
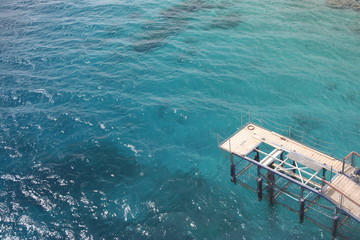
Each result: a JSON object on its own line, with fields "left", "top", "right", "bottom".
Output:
{"left": 121, "top": 199, "right": 135, "bottom": 221}
{"left": 18, "top": 215, "right": 59, "bottom": 238}
{"left": 124, "top": 143, "right": 143, "bottom": 157}
{"left": 29, "top": 89, "right": 54, "bottom": 103}
{"left": 99, "top": 123, "right": 106, "bottom": 129}
{"left": 74, "top": 117, "right": 94, "bottom": 126}
{"left": 21, "top": 188, "right": 56, "bottom": 212}
{"left": 2, "top": 146, "right": 23, "bottom": 158}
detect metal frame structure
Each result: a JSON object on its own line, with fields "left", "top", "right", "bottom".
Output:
{"left": 219, "top": 113, "right": 360, "bottom": 240}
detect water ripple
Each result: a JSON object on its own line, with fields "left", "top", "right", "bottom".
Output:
{"left": 0, "top": 0, "right": 359, "bottom": 239}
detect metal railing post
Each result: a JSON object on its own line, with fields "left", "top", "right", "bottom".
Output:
{"left": 351, "top": 153, "right": 354, "bottom": 166}
{"left": 330, "top": 166, "right": 333, "bottom": 183}
{"left": 288, "top": 126, "right": 291, "bottom": 138}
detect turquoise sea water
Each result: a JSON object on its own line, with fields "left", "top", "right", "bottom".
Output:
{"left": 0, "top": 0, "right": 359, "bottom": 239}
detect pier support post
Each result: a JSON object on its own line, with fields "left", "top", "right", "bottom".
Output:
{"left": 255, "top": 148, "right": 261, "bottom": 178}
{"left": 321, "top": 168, "right": 326, "bottom": 186}
{"left": 230, "top": 154, "right": 236, "bottom": 184}
{"left": 299, "top": 198, "right": 305, "bottom": 223}
{"left": 230, "top": 163, "right": 236, "bottom": 184}
{"left": 331, "top": 215, "right": 339, "bottom": 240}
{"left": 292, "top": 161, "right": 296, "bottom": 173}
{"left": 254, "top": 147, "right": 260, "bottom": 162}
{"left": 257, "top": 177, "right": 263, "bottom": 201}
{"left": 266, "top": 171, "right": 275, "bottom": 203}
{"left": 291, "top": 161, "right": 296, "bottom": 179}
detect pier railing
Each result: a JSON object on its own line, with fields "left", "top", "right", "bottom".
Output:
{"left": 238, "top": 112, "right": 357, "bottom": 166}
{"left": 218, "top": 114, "right": 360, "bottom": 237}
{"left": 237, "top": 113, "right": 360, "bottom": 216}
{"left": 343, "top": 151, "right": 360, "bottom": 170}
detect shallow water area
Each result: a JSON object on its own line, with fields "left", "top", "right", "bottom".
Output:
{"left": 0, "top": 0, "right": 359, "bottom": 239}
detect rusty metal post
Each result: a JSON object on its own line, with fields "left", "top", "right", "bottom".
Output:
{"left": 331, "top": 215, "right": 339, "bottom": 240}
{"left": 257, "top": 177, "right": 263, "bottom": 201}
{"left": 299, "top": 198, "right": 305, "bottom": 223}
{"left": 267, "top": 171, "right": 275, "bottom": 203}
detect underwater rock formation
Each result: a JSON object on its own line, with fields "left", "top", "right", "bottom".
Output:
{"left": 209, "top": 12, "right": 242, "bottom": 30}
{"left": 132, "top": 18, "right": 188, "bottom": 52}
{"left": 326, "top": 0, "right": 360, "bottom": 10}
{"left": 133, "top": 0, "right": 227, "bottom": 52}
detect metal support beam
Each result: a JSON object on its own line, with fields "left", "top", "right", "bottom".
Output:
{"left": 230, "top": 163, "right": 236, "bottom": 184}
{"left": 254, "top": 147, "right": 260, "bottom": 162}
{"left": 257, "top": 177, "right": 263, "bottom": 201}
{"left": 230, "top": 153, "right": 236, "bottom": 184}
{"left": 236, "top": 154, "right": 360, "bottom": 222}
{"left": 299, "top": 198, "right": 305, "bottom": 223}
{"left": 292, "top": 160, "right": 296, "bottom": 179}
{"left": 267, "top": 171, "right": 275, "bottom": 203}
{"left": 330, "top": 166, "right": 333, "bottom": 183}
{"left": 322, "top": 168, "right": 326, "bottom": 186}
{"left": 331, "top": 215, "right": 339, "bottom": 240}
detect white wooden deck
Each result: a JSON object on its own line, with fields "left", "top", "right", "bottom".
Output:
{"left": 220, "top": 123, "right": 350, "bottom": 172}
{"left": 323, "top": 175, "right": 360, "bottom": 218}
{"left": 219, "top": 123, "right": 360, "bottom": 219}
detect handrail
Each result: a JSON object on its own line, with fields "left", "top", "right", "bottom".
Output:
{"left": 322, "top": 179, "right": 360, "bottom": 210}
{"left": 342, "top": 151, "right": 360, "bottom": 169}
{"left": 239, "top": 112, "right": 357, "bottom": 160}
{"left": 344, "top": 151, "right": 360, "bottom": 160}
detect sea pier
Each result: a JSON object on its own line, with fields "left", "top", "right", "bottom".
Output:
{"left": 218, "top": 114, "right": 360, "bottom": 239}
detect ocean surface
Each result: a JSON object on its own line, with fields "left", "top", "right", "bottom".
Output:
{"left": 0, "top": 0, "right": 359, "bottom": 239}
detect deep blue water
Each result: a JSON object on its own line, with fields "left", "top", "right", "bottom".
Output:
{"left": 0, "top": 0, "right": 359, "bottom": 239}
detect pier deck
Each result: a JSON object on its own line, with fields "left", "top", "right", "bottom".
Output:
{"left": 219, "top": 123, "right": 360, "bottom": 220}
{"left": 323, "top": 174, "right": 360, "bottom": 218}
